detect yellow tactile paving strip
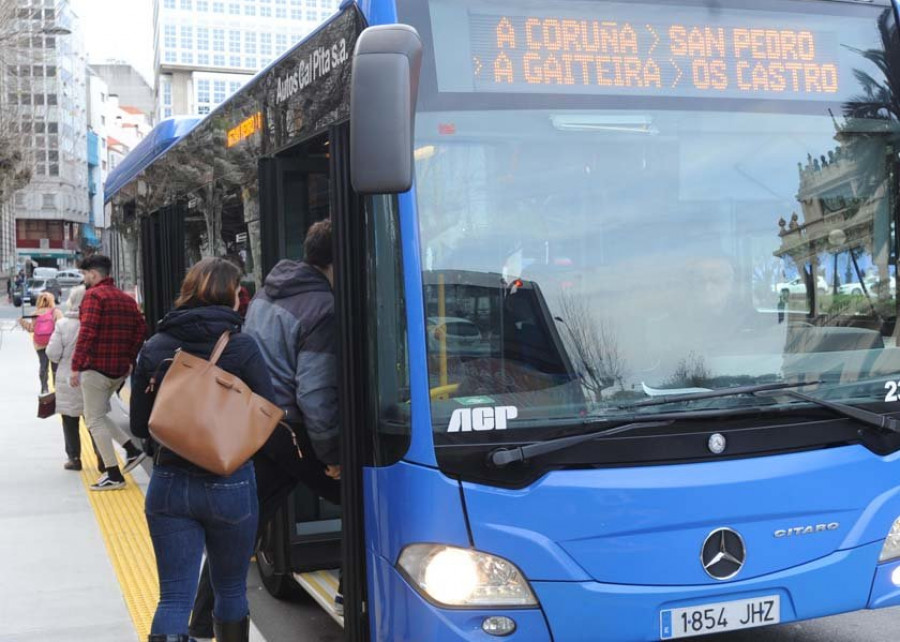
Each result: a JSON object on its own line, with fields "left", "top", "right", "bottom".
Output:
{"left": 77, "top": 423, "right": 158, "bottom": 640}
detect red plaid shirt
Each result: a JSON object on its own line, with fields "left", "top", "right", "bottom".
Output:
{"left": 72, "top": 278, "right": 147, "bottom": 377}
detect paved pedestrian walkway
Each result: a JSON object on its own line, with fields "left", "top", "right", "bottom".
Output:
{"left": 0, "top": 316, "right": 137, "bottom": 641}
{"left": 0, "top": 303, "right": 270, "bottom": 641}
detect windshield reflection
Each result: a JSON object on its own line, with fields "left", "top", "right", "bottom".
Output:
{"left": 416, "top": 7, "right": 900, "bottom": 428}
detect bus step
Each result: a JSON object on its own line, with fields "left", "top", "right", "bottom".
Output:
{"left": 294, "top": 569, "right": 345, "bottom": 627}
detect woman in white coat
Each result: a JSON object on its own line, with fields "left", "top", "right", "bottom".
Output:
{"left": 47, "top": 286, "right": 86, "bottom": 470}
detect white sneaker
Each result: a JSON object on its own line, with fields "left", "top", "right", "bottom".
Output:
{"left": 90, "top": 473, "right": 125, "bottom": 491}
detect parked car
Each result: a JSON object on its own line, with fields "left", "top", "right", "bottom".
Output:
{"left": 32, "top": 267, "right": 59, "bottom": 280}
{"left": 427, "top": 316, "right": 486, "bottom": 356}
{"left": 55, "top": 269, "right": 84, "bottom": 287}
{"left": 773, "top": 275, "right": 828, "bottom": 295}
{"left": 838, "top": 276, "right": 896, "bottom": 297}
{"left": 15, "top": 278, "right": 63, "bottom": 307}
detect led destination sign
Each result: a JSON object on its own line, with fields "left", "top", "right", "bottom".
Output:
{"left": 462, "top": 7, "right": 843, "bottom": 99}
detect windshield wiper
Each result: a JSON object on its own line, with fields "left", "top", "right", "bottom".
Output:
{"left": 490, "top": 420, "right": 673, "bottom": 467}
{"left": 760, "top": 389, "right": 900, "bottom": 433}
{"left": 616, "top": 381, "right": 816, "bottom": 409}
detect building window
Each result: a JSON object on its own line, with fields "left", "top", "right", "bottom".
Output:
{"left": 164, "top": 50, "right": 176, "bottom": 63}
{"left": 229, "top": 30, "right": 240, "bottom": 53}
{"left": 245, "top": 56, "right": 257, "bottom": 67}
{"left": 180, "top": 0, "right": 192, "bottom": 8}
{"left": 260, "top": 5, "right": 270, "bottom": 16}
{"left": 197, "top": 0, "right": 208, "bottom": 9}
{"left": 34, "top": 122, "right": 45, "bottom": 133}
{"left": 213, "top": 80, "right": 226, "bottom": 102}
{"left": 244, "top": 3, "right": 256, "bottom": 15}
{"left": 213, "top": 53, "right": 225, "bottom": 66}
{"left": 213, "top": 1, "right": 224, "bottom": 11}
{"left": 229, "top": 55, "right": 241, "bottom": 67}
{"left": 181, "top": 26, "right": 193, "bottom": 49}
{"left": 197, "top": 79, "right": 210, "bottom": 103}
{"left": 42, "top": 193, "right": 55, "bottom": 208}
{"left": 181, "top": 51, "right": 193, "bottom": 63}
{"left": 229, "top": 2, "right": 239, "bottom": 14}
{"left": 276, "top": 33, "right": 287, "bottom": 50}
{"left": 49, "top": 164, "right": 58, "bottom": 176}
{"left": 306, "top": 10, "right": 316, "bottom": 20}
{"left": 46, "top": 65, "right": 55, "bottom": 76}
{"left": 164, "top": 24, "right": 176, "bottom": 48}
{"left": 197, "top": 27, "right": 209, "bottom": 50}
{"left": 244, "top": 32, "right": 256, "bottom": 54}
{"left": 275, "top": 0, "right": 286, "bottom": 19}
{"left": 260, "top": 33, "right": 272, "bottom": 56}
{"left": 48, "top": 122, "right": 57, "bottom": 133}
{"left": 198, "top": 53, "right": 209, "bottom": 65}
{"left": 198, "top": 105, "right": 210, "bottom": 114}
{"left": 213, "top": 28, "right": 225, "bottom": 51}
{"left": 164, "top": 107, "right": 173, "bottom": 117}
{"left": 34, "top": 93, "right": 44, "bottom": 105}
{"left": 291, "top": 8, "right": 301, "bottom": 19}
{"left": 229, "top": 81, "right": 241, "bottom": 93}
{"left": 46, "top": 93, "right": 56, "bottom": 105}
{"left": 164, "top": 0, "right": 175, "bottom": 7}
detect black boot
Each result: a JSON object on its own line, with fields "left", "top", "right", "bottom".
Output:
{"left": 147, "top": 635, "right": 189, "bottom": 641}
{"left": 213, "top": 617, "right": 250, "bottom": 642}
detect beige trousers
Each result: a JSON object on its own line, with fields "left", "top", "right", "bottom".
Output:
{"left": 81, "top": 370, "right": 131, "bottom": 469}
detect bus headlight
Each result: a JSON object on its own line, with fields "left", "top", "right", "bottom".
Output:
{"left": 879, "top": 517, "right": 900, "bottom": 563}
{"left": 397, "top": 544, "right": 538, "bottom": 607}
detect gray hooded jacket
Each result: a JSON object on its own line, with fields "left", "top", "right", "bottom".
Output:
{"left": 244, "top": 260, "right": 339, "bottom": 464}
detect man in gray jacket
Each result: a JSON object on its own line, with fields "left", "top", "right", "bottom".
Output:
{"left": 244, "top": 218, "right": 341, "bottom": 478}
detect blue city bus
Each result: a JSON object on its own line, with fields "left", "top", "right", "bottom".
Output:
{"left": 106, "top": 0, "right": 900, "bottom": 639}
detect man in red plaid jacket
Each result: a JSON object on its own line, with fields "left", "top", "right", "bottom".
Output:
{"left": 71, "top": 255, "right": 148, "bottom": 491}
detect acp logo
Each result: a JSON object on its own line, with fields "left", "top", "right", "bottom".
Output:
{"left": 448, "top": 406, "right": 519, "bottom": 433}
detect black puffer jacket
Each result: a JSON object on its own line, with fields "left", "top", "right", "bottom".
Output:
{"left": 130, "top": 305, "right": 276, "bottom": 470}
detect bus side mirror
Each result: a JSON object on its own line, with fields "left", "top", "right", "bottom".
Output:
{"left": 350, "top": 24, "right": 423, "bottom": 195}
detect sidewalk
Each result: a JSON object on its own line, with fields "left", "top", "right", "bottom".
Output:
{"left": 0, "top": 314, "right": 137, "bottom": 641}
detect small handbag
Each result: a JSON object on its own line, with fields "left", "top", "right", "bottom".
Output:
{"left": 147, "top": 332, "right": 290, "bottom": 476}
{"left": 37, "top": 392, "right": 56, "bottom": 419}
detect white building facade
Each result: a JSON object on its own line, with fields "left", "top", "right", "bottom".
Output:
{"left": 153, "top": 0, "right": 340, "bottom": 119}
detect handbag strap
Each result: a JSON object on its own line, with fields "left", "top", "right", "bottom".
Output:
{"left": 209, "top": 331, "right": 231, "bottom": 365}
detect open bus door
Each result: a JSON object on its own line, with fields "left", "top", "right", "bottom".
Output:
{"left": 254, "top": 134, "right": 350, "bottom": 621}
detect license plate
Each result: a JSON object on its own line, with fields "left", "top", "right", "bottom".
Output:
{"left": 660, "top": 595, "right": 780, "bottom": 639}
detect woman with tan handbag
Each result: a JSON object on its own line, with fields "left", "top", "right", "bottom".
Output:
{"left": 130, "top": 257, "right": 276, "bottom": 642}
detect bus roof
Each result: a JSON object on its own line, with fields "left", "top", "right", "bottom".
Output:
{"left": 104, "top": 116, "right": 202, "bottom": 203}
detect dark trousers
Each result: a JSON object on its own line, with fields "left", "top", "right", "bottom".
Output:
{"left": 61, "top": 414, "right": 81, "bottom": 460}
{"left": 188, "top": 439, "right": 340, "bottom": 637}
{"left": 148, "top": 463, "right": 259, "bottom": 635}
{"left": 36, "top": 348, "right": 57, "bottom": 393}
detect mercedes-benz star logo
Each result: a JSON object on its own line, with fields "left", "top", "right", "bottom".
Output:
{"left": 701, "top": 528, "right": 746, "bottom": 580}
{"left": 708, "top": 433, "right": 727, "bottom": 455}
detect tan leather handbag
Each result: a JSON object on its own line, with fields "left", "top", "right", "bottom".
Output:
{"left": 148, "top": 331, "right": 289, "bottom": 476}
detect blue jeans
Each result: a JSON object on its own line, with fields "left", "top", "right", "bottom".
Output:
{"left": 146, "top": 462, "right": 258, "bottom": 636}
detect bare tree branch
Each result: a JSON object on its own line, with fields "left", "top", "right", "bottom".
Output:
{"left": 556, "top": 290, "right": 627, "bottom": 401}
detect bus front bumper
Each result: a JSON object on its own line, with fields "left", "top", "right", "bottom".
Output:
{"left": 374, "top": 540, "right": 900, "bottom": 641}
{"left": 533, "top": 540, "right": 895, "bottom": 641}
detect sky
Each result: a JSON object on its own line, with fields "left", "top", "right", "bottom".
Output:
{"left": 71, "top": 0, "right": 154, "bottom": 85}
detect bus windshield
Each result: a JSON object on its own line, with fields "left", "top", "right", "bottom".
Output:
{"left": 405, "top": 0, "right": 900, "bottom": 437}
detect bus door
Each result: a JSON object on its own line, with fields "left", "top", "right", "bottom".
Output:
{"left": 139, "top": 204, "right": 186, "bottom": 334}
{"left": 255, "top": 135, "right": 344, "bottom": 606}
